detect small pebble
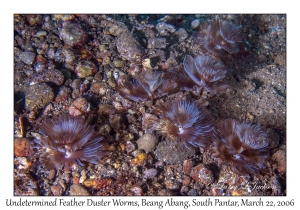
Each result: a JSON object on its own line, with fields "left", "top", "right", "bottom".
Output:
{"left": 48, "top": 169, "right": 56, "bottom": 180}
{"left": 79, "top": 169, "right": 87, "bottom": 184}
{"left": 83, "top": 178, "right": 113, "bottom": 190}
{"left": 175, "top": 28, "right": 188, "bottom": 42}
{"left": 60, "top": 69, "right": 71, "bottom": 80}
{"left": 72, "top": 177, "right": 80, "bottom": 185}
{"left": 258, "top": 54, "right": 268, "bottom": 63}
{"left": 147, "top": 38, "right": 167, "bottom": 49}
{"left": 14, "top": 157, "right": 31, "bottom": 170}
{"left": 274, "top": 54, "right": 285, "bottom": 66}
{"left": 60, "top": 23, "right": 87, "bottom": 47}
{"left": 69, "top": 184, "right": 90, "bottom": 196}
{"left": 131, "top": 153, "right": 148, "bottom": 166}
{"left": 126, "top": 141, "right": 136, "bottom": 154}
{"left": 272, "top": 148, "right": 286, "bottom": 173}
{"left": 90, "top": 82, "right": 107, "bottom": 95}
{"left": 30, "top": 69, "right": 64, "bottom": 86}
{"left": 131, "top": 150, "right": 143, "bottom": 158}
{"left": 190, "top": 164, "right": 214, "bottom": 185}
{"left": 157, "top": 189, "right": 174, "bottom": 196}
{"left": 62, "top": 171, "right": 72, "bottom": 183}
{"left": 107, "top": 78, "right": 116, "bottom": 88}
{"left": 19, "top": 51, "right": 36, "bottom": 65}
{"left": 26, "top": 14, "right": 43, "bottom": 26}
{"left": 182, "top": 175, "right": 191, "bottom": 186}
{"left": 51, "top": 184, "right": 63, "bottom": 196}
{"left": 62, "top": 48, "right": 76, "bottom": 64}
{"left": 191, "top": 19, "right": 201, "bottom": 29}
{"left": 109, "top": 114, "right": 125, "bottom": 131}
{"left": 98, "top": 104, "right": 116, "bottom": 116}
{"left": 26, "top": 83, "right": 54, "bottom": 111}
{"left": 109, "top": 25, "right": 124, "bottom": 36}
{"left": 113, "top": 59, "right": 125, "bottom": 68}
{"left": 180, "top": 186, "right": 189, "bottom": 194}
{"left": 130, "top": 186, "right": 143, "bottom": 195}
{"left": 35, "top": 30, "right": 47, "bottom": 37}
{"left": 143, "top": 168, "right": 157, "bottom": 179}
{"left": 94, "top": 71, "right": 103, "bottom": 81}
{"left": 187, "top": 189, "right": 198, "bottom": 196}
{"left": 69, "top": 97, "right": 88, "bottom": 116}
{"left": 183, "top": 159, "right": 194, "bottom": 174}
{"left": 53, "top": 14, "right": 75, "bottom": 21}
{"left": 75, "top": 60, "right": 97, "bottom": 78}
{"left": 14, "top": 138, "right": 33, "bottom": 157}
{"left": 156, "top": 22, "right": 176, "bottom": 36}
{"left": 164, "top": 179, "right": 180, "bottom": 190}
{"left": 210, "top": 187, "right": 224, "bottom": 196}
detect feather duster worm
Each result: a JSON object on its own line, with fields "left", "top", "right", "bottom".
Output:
{"left": 34, "top": 115, "right": 109, "bottom": 170}
{"left": 116, "top": 75, "right": 149, "bottom": 102}
{"left": 116, "top": 69, "right": 179, "bottom": 102}
{"left": 166, "top": 67, "right": 198, "bottom": 91}
{"left": 183, "top": 55, "right": 228, "bottom": 94}
{"left": 192, "top": 19, "right": 244, "bottom": 59}
{"left": 212, "top": 119, "right": 270, "bottom": 175}
{"left": 144, "top": 99, "right": 215, "bottom": 147}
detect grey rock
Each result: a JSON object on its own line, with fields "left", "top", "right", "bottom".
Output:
{"left": 154, "top": 140, "right": 196, "bottom": 164}
{"left": 25, "top": 83, "right": 54, "bottom": 111}
{"left": 175, "top": 28, "right": 189, "bottom": 42}
{"left": 137, "top": 133, "right": 158, "bottom": 153}
{"left": 19, "top": 51, "right": 36, "bottom": 65}
{"left": 156, "top": 22, "right": 176, "bottom": 36}
{"left": 147, "top": 38, "right": 167, "bottom": 49}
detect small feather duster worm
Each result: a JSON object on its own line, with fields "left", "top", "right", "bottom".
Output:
{"left": 192, "top": 19, "right": 244, "bottom": 59}
{"left": 116, "top": 69, "right": 179, "bottom": 102}
{"left": 183, "top": 55, "right": 228, "bottom": 94}
{"left": 143, "top": 99, "right": 215, "bottom": 147}
{"left": 34, "top": 115, "right": 109, "bottom": 170}
{"left": 212, "top": 119, "right": 270, "bottom": 175}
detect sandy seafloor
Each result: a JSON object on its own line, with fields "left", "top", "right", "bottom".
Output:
{"left": 13, "top": 14, "right": 286, "bottom": 197}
